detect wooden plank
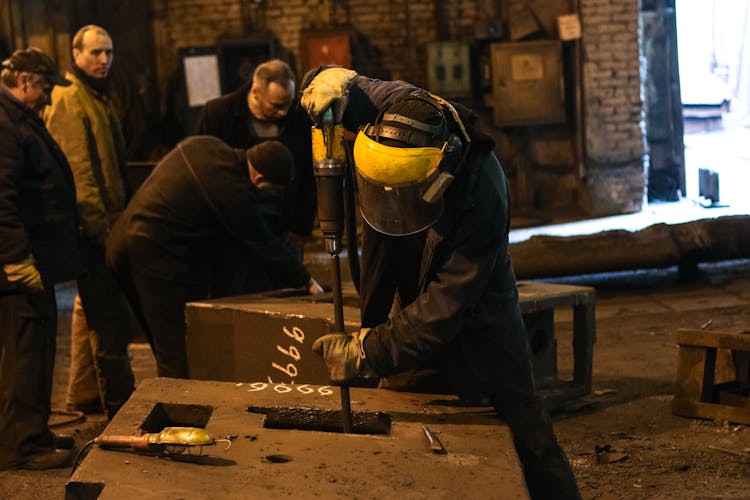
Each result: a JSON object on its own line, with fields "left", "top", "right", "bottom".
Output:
{"left": 677, "top": 329, "right": 750, "bottom": 350}
{"left": 510, "top": 215, "right": 750, "bottom": 279}
{"left": 517, "top": 281, "right": 596, "bottom": 313}
{"left": 572, "top": 302, "right": 595, "bottom": 390}
{"left": 672, "top": 397, "right": 750, "bottom": 425}
{"left": 700, "top": 347, "right": 717, "bottom": 402}
{"left": 674, "top": 345, "right": 706, "bottom": 400}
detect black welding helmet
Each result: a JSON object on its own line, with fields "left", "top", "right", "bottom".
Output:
{"left": 352, "top": 92, "right": 470, "bottom": 236}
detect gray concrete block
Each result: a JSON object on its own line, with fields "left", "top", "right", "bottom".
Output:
{"left": 67, "top": 378, "right": 529, "bottom": 499}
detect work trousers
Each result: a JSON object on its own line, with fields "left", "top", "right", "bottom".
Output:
{"left": 68, "top": 240, "right": 134, "bottom": 418}
{"left": 112, "top": 246, "right": 209, "bottom": 379}
{"left": 209, "top": 241, "right": 271, "bottom": 297}
{"left": 491, "top": 358, "right": 582, "bottom": 500}
{"left": 0, "top": 289, "right": 57, "bottom": 467}
{"left": 209, "top": 238, "right": 304, "bottom": 298}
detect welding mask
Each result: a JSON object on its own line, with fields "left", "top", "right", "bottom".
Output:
{"left": 353, "top": 93, "right": 470, "bottom": 236}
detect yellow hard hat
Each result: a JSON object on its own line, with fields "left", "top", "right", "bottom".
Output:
{"left": 352, "top": 94, "right": 465, "bottom": 235}
{"left": 353, "top": 130, "right": 445, "bottom": 186}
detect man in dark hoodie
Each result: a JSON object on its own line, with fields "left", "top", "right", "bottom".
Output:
{"left": 107, "top": 137, "right": 323, "bottom": 379}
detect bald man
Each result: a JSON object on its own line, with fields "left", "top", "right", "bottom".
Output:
{"left": 44, "top": 24, "right": 134, "bottom": 420}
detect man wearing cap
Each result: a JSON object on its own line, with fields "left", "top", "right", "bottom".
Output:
{"left": 43, "top": 24, "right": 134, "bottom": 419}
{"left": 0, "top": 47, "right": 82, "bottom": 470}
{"left": 196, "top": 59, "right": 316, "bottom": 295}
{"left": 301, "top": 68, "right": 581, "bottom": 500}
{"left": 106, "top": 136, "right": 323, "bottom": 379}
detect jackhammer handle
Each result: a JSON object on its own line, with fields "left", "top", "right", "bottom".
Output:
{"left": 322, "top": 108, "right": 335, "bottom": 157}
{"left": 321, "top": 107, "right": 334, "bottom": 125}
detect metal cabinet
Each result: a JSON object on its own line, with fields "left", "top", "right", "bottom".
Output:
{"left": 426, "top": 41, "right": 473, "bottom": 99}
{"left": 490, "top": 40, "right": 566, "bottom": 127}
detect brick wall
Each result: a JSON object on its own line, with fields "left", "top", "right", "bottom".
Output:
{"left": 150, "top": 0, "right": 646, "bottom": 216}
{"left": 152, "top": 0, "right": 244, "bottom": 95}
{"left": 152, "top": 0, "right": 491, "bottom": 93}
{"left": 580, "top": 0, "right": 646, "bottom": 214}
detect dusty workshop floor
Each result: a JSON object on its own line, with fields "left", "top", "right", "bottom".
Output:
{"left": 1, "top": 257, "right": 749, "bottom": 499}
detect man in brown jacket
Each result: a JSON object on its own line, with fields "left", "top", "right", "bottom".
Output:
{"left": 44, "top": 25, "right": 134, "bottom": 419}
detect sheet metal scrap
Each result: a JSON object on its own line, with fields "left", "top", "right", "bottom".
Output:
{"left": 247, "top": 405, "right": 391, "bottom": 435}
{"left": 422, "top": 425, "right": 447, "bottom": 454}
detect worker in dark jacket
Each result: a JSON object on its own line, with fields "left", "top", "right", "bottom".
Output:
{"left": 107, "top": 136, "right": 322, "bottom": 378}
{"left": 0, "top": 48, "right": 82, "bottom": 470}
{"left": 304, "top": 68, "right": 581, "bottom": 500}
{"left": 195, "top": 59, "right": 316, "bottom": 294}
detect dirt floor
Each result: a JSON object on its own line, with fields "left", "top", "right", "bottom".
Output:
{"left": 1, "top": 260, "right": 749, "bottom": 499}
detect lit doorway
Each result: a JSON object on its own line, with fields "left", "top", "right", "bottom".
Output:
{"left": 509, "top": 2, "right": 750, "bottom": 244}
{"left": 676, "top": 0, "right": 750, "bottom": 208}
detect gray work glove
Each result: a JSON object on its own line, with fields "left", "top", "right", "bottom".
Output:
{"left": 301, "top": 67, "right": 358, "bottom": 125}
{"left": 3, "top": 254, "right": 43, "bottom": 293}
{"left": 312, "top": 328, "right": 377, "bottom": 384}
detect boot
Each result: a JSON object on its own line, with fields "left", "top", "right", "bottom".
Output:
{"left": 33, "top": 430, "right": 75, "bottom": 450}
{"left": 17, "top": 448, "right": 75, "bottom": 470}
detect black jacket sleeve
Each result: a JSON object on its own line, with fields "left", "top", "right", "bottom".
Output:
{"left": 185, "top": 137, "right": 312, "bottom": 287}
{"left": 342, "top": 76, "right": 421, "bottom": 131}
{"left": 300, "top": 66, "right": 421, "bottom": 131}
{"left": 362, "top": 153, "right": 513, "bottom": 376}
{"left": 0, "top": 112, "right": 30, "bottom": 265}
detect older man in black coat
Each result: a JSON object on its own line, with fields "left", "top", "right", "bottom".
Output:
{"left": 107, "top": 136, "right": 322, "bottom": 379}
{"left": 0, "top": 48, "right": 82, "bottom": 470}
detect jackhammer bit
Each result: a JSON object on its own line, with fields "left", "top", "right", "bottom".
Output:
{"left": 312, "top": 108, "right": 353, "bottom": 433}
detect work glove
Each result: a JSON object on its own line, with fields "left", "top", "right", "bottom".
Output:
{"left": 307, "top": 277, "right": 324, "bottom": 296}
{"left": 3, "top": 254, "right": 43, "bottom": 293}
{"left": 312, "top": 328, "right": 378, "bottom": 384}
{"left": 301, "top": 67, "right": 358, "bottom": 125}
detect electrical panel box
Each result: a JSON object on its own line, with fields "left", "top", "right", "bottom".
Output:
{"left": 179, "top": 38, "right": 278, "bottom": 108}
{"left": 490, "top": 40, "right": 566, "bottom": 127}
{"left": 426, "top": 41, "right": 472, "bottom": 99}
{"left": 179, "top": 38, "right": 278, "bottom": 133}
